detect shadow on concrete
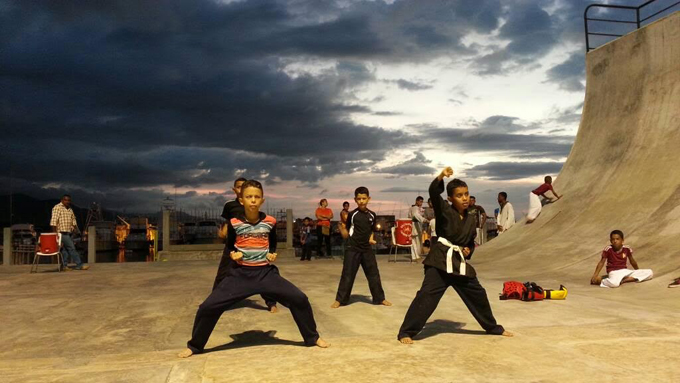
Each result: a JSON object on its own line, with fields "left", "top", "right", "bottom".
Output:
{"left": 415, "top": 320, "right": 486, "bottom": 340}
{"left": 205, "top": 330, "right": 305, "bottom": 353}
{"left": 347, "top": 295, "right": 378, "bottom": 305}
{"left": 229, "top": 299, "right": 270, "bottom": 311}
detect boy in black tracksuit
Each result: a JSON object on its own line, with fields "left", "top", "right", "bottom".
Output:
{"left": 331, "top": 186, "right": 391, "bottom": 308}
{"left": 398, "top": 167, "right": 512, "bottom": 343}
{"left": 212, "top": 177, "right": 277, "bottom": 312}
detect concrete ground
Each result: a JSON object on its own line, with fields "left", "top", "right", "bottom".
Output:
{"left": 2, "top": 256, "right": 679, "bottom": 383}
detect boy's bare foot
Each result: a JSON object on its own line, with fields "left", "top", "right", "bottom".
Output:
{"left": 330, "top": 301, "right": 341, "bottom": 308}
{"left": 399, "top": 337, "right": 413, "bottom": 344}
{"left": 316, "top": 338, "right": 330, "bottom": 348}
{"left": 502, "top": 331, "right": 514, "bottom": 337}
{"left": 269, "top": 305, "right": 279, "bottom": 313}
{"left": 178, "top": 348, "right": 194, "bottom": 358}
{"left": 380, "top": 300, "right": 392, "bottom": 306}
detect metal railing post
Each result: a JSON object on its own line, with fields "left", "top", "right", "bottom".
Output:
{"left": 286, "top": 209, "right": 293, "bottom": 249}
{"left": 87, "top": 226, "right": 96, "bottom": 264}
{"left": 163, "top": 210, "right": 171, "bottom": 251}
{"left": 2, "top": 227, "right": 12, "bottom": 266}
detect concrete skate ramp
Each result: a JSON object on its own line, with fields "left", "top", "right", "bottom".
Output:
{"left": 473, "top": 11, "right": 680, "bottom": 281}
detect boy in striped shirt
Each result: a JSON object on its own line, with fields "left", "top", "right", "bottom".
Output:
{"left": 179, "top": 180, "right": 329, "bottom": 357}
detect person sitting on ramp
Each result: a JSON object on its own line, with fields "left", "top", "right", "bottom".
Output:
{"left": 526, "top": 176, "right": 562, "bottom": 223}
{"left": 590, "top": 230, "right": 653, "bottom": 288}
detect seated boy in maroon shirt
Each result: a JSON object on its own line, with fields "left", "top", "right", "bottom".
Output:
{"left": 590, "top": 230, "right": 653, "bottom": 288}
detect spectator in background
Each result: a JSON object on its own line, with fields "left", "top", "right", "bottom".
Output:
{"left": 300, "top": 217, "right": 314, "bottom": 261}
{"left": 468, "top": 196, "right": 487, "bottom": 245}
{"left": 51, "top": 194, "right": 89, "bottom": 271}
{"left": 315, "top": 199, "right": 333, "bottom": 257}
{"left": 340, "top": 201, "right": 351, "bottom": 254}
{"left": 409, "top": 196, "right": 428, "bottom": 261}
{"left": 497, "top": 192, "right": 515, "bottom": 235}
{"left": 340, "top": 201, "right": 351, "bottom": 223}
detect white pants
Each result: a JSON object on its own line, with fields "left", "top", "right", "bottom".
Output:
{"left": 527, "top": 192, "right": 542, "bottom": 221}
{"left": 474, "top": 228, "right": 486, "bottom": 245}
{"left": 411, "top": 222, "right": 423, "bottom": 260}
{"left": 600, "top": 268, "right": 654, "bottom": 288}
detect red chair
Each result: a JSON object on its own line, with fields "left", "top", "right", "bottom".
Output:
{"left": 390, "top": 219, "right": 413, "bottom": 262}
{"left": 31, "top": 233, "right": 64, "bottom": 273}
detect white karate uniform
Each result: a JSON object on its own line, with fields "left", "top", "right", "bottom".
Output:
{"left": 497, "top": 202, "right": 515, "bottom": 234}
{"left": 600, "top": 268, "right": 654, "bottom": 288}
{"left": 409, "top": 205, "right": 426, "bottom": 260}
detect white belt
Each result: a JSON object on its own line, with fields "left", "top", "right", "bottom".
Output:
{"left": 438, "top": 237, "right": 466, "bottom": 275}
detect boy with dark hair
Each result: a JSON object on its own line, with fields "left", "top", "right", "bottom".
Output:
{"left": 526, "top": 176, "right": 562, "bottom": 223}
{"left": 398, "top": 167, "right": 512, "bottom": 344}
{"left": 179, "top": 180, "right": 329, "bottom": 358}
{"left": 331, "top": 186, "right": 391, "bottom": 308}
{"left": 213, "top": 177, "right": 277, "bottom": 312}
{"left": 590, "top": 230, "right": 653, "bottom": 288}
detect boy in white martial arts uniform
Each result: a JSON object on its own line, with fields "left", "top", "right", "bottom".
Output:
{"left": 590, "top": 230, "right": 653, "bottom": 288}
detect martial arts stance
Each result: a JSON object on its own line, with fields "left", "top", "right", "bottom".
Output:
{"left": 398, "top": 167, "right": 512, "bottom": 343}
{"left": 213, "top": 177, "right": 277, "bottom": 312}
{"left": 590, "top": 230, "right": 653, "bottom": 288}
{"left": 331, "top": 186, "right": 391, "bottom": 308}
{"left": 179, "top": 180, "right": 329, "bottom": 357}
{"left": 526, "top": 176, "right": 562, "bottom": 223}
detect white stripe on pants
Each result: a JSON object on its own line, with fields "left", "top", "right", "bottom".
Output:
{"left": 600, "top": 268, "right": 653, "bottom": 288}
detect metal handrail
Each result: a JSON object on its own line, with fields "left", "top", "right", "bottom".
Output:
{"left": 584, "top": 0, "right": 680, "bottom": 51}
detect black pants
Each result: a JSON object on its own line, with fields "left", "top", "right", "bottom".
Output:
{"left": 316, "top": 226, "right": 331, "bottom": 257}
{"left": 301, "top": 241, "right": 314, "bottom": 260}
{"left": 188, "top": 264, "right": 319, "bottom": 353}
{"left": 335, "top": 248, "right": 386, "bottom": 305}
{"left": 398, "top": 266, "right": 504, "bottom": 339}
{"left": 212, "top": 244, "right": 277, "bottom": 308}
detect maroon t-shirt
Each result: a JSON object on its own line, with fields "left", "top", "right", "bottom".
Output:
{"left": 532, "top": 183, "right": 554, "bottom": 195}
{"left": 601, "top": 245, "right": 632, "bottom": 273}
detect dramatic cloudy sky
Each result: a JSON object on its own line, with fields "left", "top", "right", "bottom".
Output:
{"left": 1, "top": 0, "right": 671, "bottom": 218}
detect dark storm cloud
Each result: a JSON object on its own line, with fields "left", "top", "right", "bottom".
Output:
{"left": 545, "top": 51, "right": 586, "bottom": 92}
{"left": 375, "top": 152, "right": 437, "bottom": 176}
{"left": 465, "top": 161, "right": 564, "bottom": 180}
{"left": 380, "top": 187, "right": 427, "bottom": 193}
{"left": 416, "top": 116, "right": 575, "bottom": 159}
{"left": 388, "top": 79, "right": 434, "bottom": 91}
{"left": 0, "top": 0, "right": 588, "bottom": 211}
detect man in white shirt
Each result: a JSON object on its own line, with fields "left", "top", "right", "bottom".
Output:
{"left": 409, "top": 196, "right": 428, "bottom": 261}
{"left": 496, "top": 192, "right": 515, "bottom": 234}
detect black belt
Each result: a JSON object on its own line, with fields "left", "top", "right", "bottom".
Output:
{"left": 60, "top": 232, "right": 72, "bottom": 235}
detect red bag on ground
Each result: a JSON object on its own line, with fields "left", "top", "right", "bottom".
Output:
{"left": 499, "top": 281, "right": 526, "bottom": 300}
{"left": 499, "top": 281, "right": 545, "bottom": 301}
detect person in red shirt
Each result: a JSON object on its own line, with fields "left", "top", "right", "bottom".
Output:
{"left": 590, "top": 230, "right": 653, "bottom": 288}
{"left": 526, "top": 176, "right": 562, "bottom": 223}
{"left": 315, "top": 199, "right": 334, "bottom": 257}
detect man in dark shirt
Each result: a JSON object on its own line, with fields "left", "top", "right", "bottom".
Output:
{"left": 468, "top": 196, "right": 487, "bottom": 245}
{"left": 331, "top": 186, "right": 391, "bottom": 308}
{"left": 398, "top": 167, "right": 512, "bottom": 344}
{"left": 213, "top": 177, "right": 277, "bottom": 312}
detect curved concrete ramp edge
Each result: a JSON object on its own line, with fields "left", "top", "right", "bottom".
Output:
{"left": 473, "top": 11, "right": 680, "bottom": 282}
